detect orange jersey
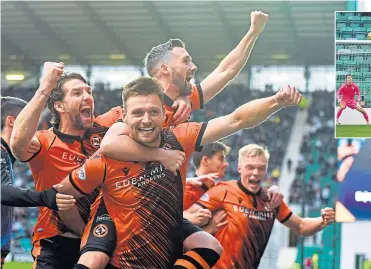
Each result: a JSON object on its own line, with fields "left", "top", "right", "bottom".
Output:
{"left": 164, "top": 84, "right": 203, "bottom": 127}
{"left": 183, "top": 183, "right": 209, "bottom": 210}
{"left": 70, "top": 122, "right": 206, "bottom": 268}
{"left": 197, "top": 180, "right": 292, "bottom": 269}
{"left": 28, "top": 107, "right": 121, "bottom": 245}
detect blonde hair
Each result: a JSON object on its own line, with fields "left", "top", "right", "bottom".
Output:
{"left": 238, "top": 144, "right": 270, "bottom": 164}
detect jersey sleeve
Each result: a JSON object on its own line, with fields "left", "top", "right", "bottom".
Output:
{"left": 69, "top": 154, "right": 107, "bottom": 195}
{"left": 172, "top": 122, "right": 207, "bottom": 156}
{"left": 196, "top": 184, "right": 227, "bottom": 212}
{"left": 25, "top": 131, "right": 51, "bottom": 165}
{"left": 189, "top": 84, "right": 204, "bottom": 111}
{"left": 276, "top": 200, "right": 293, "bottom": 223}
{"left": 183, "top": 183, "right": 209, "bottom": 210}
{"left": 95, "top": 106, "right": 122, "bottom": 127}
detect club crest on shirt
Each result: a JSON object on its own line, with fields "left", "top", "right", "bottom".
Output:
{"left": 90, "top": 135, "right": 101, "bottom": 148}
{"left": 78, "top": 165, "right": 86, "bottom": 180}
{"left": 93, "top": 224, "right": 108, "bottom": 237}
{"left": 200, "top": 193, "right": 209, "bottom": 202}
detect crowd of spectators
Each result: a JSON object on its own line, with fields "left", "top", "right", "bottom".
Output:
{"left": 288, "top": 90, "right": 337, "bottom": 209}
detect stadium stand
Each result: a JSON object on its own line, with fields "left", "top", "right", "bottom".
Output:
{"left": 288, "top": 91, "right": 340, "bottom": 269}
{"left": 336, "top": 12, "right": 371, "bottom": 40}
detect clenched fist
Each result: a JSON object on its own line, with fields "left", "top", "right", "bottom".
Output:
{"left": 40, "top": 62, "right": 64, "bottom": 93}
{"left": 321, "top": 207, "right": 335, "bottom": 226}
{"left": 251, "top": 11, "right": 269, "bottom": 34}
{"left": 274, "top": 85, "right": 302, "bottom": 107}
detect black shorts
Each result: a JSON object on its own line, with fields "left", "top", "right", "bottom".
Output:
{"left": 80, "top": 197, "right": 116, "bottom": 257}
{"left": 182, "top": 218, "right": 203, "bottom": 241}
{"left": 32, "top": 235, "right": 80, "bottom": 269}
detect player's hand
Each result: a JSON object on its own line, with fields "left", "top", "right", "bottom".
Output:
{"left": 250, "top": 11, "right": 269, "bottom": 34}
{"left": 52, "top": 184, "right": 76, "bottom": 211}
{"left": 172, "top": 96, "right": 192, "bottom": 126}
{"left": 204, "top": 209, "right": 228, "bottom": 235}
{"left": 267, "top": 185, "right": 284, "bottom": 209}
{"left": 186, "top": 173, "right": 219, "bottom": 189}
{"left": 321, "top": 207, "right": 335, "bottom": 226}
{"left": 274, "top": 85, "right": 302, "bottom": 107}
{"left": 158, "top": 149, "right": 186, "bottom": 176}
{"left": 187, "top": 208, "right": 212, "bottom": 226}
{"left": 40, "top": 62, "right": 64, "bottom": 93}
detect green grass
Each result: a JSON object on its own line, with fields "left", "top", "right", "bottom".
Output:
{"left": 3, "top": 262, "right": 32, "bottom": 269}
{"left": 336, "top": 124, "right": 371, "bottom": 137}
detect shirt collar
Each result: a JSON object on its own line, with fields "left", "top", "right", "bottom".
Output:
{"left": 237, "top": 179, "right": 262, "bottom": 197}
{"left": 53, "top": 127, "right": 82, "bottom": 143}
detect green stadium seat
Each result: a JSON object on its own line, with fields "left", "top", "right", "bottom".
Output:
{"left": 349, "top": 16, "right": 361, "bottom": 28}
{"left": 354, "top": 27, "right": 366, "bottom": 39}
{"left": 347, "top": 44, "right": 360, "bottom": 49}
{"left": 352, "top": 72, "right": 363, "bottom": 79}
{"left": 336, "top": 12, "right": 348, "bottom": 23}
{"left": 351, "top": 22, "right": 361, "bottom": 28}
{"left": 354, "top": 27, "right": 366, "bottom": 34}
{"left": 336, "top": 22, "right": 347, "bottom": 30}
{"left": 363, "top": 23, "right": 371, "bottom": 29}
{"left": 361, "top": 16, "right": 371, "bottom": 23}
{"left": 340, "top": 27, "right": 353, "bottom": 39}
{"left": 348, "top": 15, "right": 361, "bottom": 22}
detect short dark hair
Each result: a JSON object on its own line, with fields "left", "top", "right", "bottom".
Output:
{"left": 1, "top": 96, "right": 28, "bottom": 131}
{"left": 346, "top": 74, "right": 352, "bottom": 79}
{"left": 192, "top": 141, "right": 229, "bottom": 169}
{"left": 122, "top": 77, "right": 164, "bottom": 108}
{"left": 47, "top": 72, "right": 87, "bottom": 126}
{"left": 144, "top": 38, "right": 185, "bottom": 77}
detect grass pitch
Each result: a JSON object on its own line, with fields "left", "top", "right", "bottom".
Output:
{"left": 336, "top": 124, "right": 371, "bottom": 137}
{"left": 3, "top": 262, "right": 32, "bottom": 269}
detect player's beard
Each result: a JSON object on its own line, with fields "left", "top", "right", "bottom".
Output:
{"left": 171, "top": 69, "right": 192, "bottom": 96}
{"left": 67, "top": 110, "right": 92, "bottom": 131}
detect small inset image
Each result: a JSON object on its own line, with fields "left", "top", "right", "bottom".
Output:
{"left": 336, "top": 138, "right": 371, "bottom": 221}
{"left": 335, "top": 12, "right": 371, "bottom": 138}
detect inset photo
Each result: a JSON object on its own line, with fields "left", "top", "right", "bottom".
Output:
{"left": 336, "top": 138, "right": 371, "bottom": 220}
{"left": 335, "top": 12, "right": 371, "bottom": 138}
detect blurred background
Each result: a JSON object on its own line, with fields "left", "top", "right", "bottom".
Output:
{"left": 1, "top": 1, "right": 371, "bottom": 269}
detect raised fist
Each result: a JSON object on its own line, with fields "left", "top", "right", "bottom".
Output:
{"left": 274, "top": 85, "right": 302, "bottom": 107}
{"left": 40, "top": 62, "right": 64, "bottom": 93}
{"left": 251, "top": 11, "right": 269, "bottom": 34}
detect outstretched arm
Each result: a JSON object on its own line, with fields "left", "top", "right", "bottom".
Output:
{"left": 11, "top": 62, "right": 64, "bottom": 161}
{"left": 200, "top": 11, "right": 268, "bottom": 104}
{"left": 283, "top": 207, "right": 335, "bottom": 236}
{"left": 201, "top": 86, "right": 302, "bottom": 146}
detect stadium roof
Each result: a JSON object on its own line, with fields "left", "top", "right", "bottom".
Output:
{"left": 2, "top": 1, "right": 346, "bottom": 74}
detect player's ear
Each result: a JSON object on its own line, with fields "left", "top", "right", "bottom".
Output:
{"left": 54, "top": 101, "right": 65, "bottom": 113}
{"left": 237, "top": 164, "right": 242, "bottom": 174}
{"left": 201, "top": 156, "right": 209, "bottom": 167}
{"left": 6, "top": 115, "right": 15, "bottom": 129}
{"left": 160, "top": 63, "right": 170, "bottom": 76}
{"left": 121, "top": 107, "right": 126, "bottom": 121}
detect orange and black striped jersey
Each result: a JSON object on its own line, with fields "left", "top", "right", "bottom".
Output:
{"left": 184, "top": 183, "right": 209, "bottom": 210}
{"left": 197, "top": 180, "right": 292, "bottom": 269}
{"left": 163, "top": 84, "right": 203, "bottom": 126}
{"left": 70, "top": 122, "right": 206, "bottom": 268}
{"left": 28, "top": 107, "right": 121, "bottom": 244}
